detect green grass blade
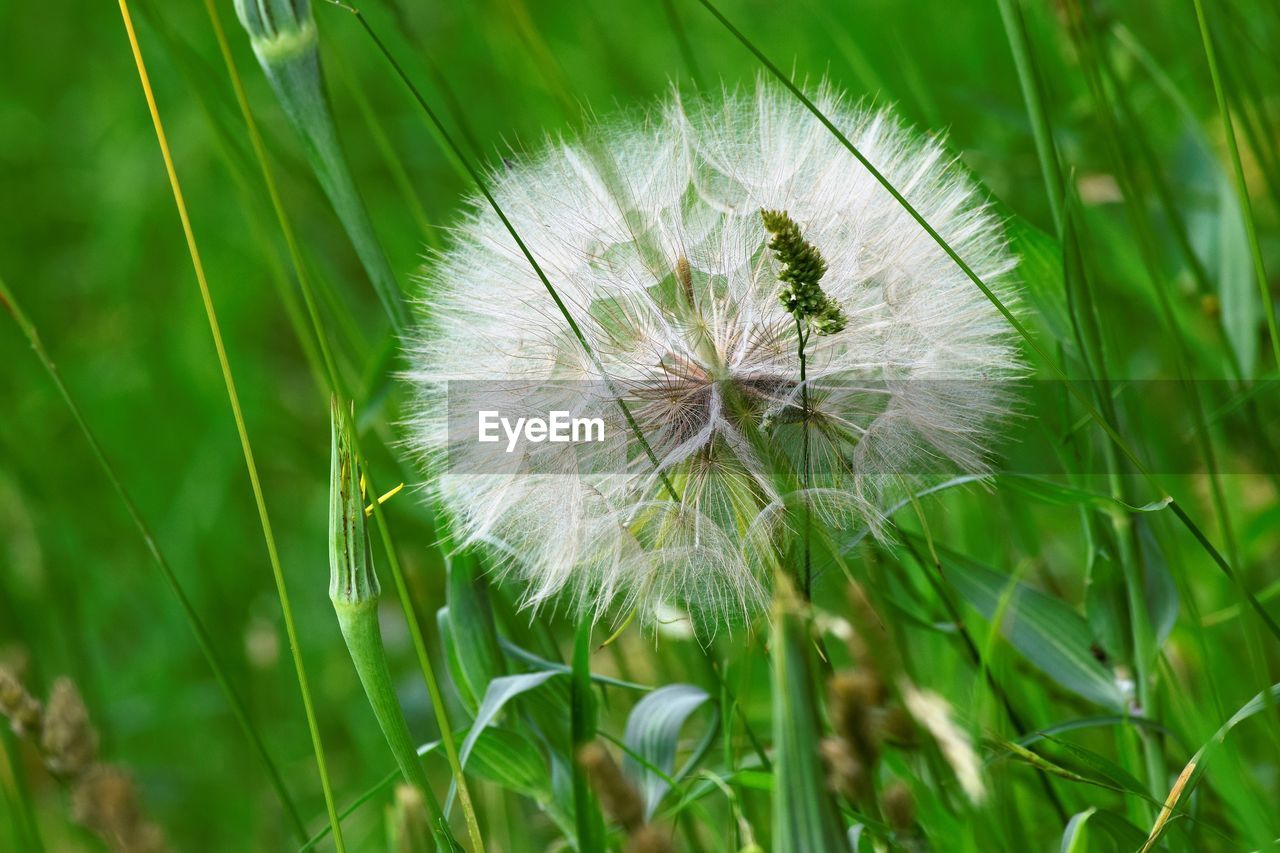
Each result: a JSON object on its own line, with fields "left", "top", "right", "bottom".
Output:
{"left": 1191, "top": 0, "right": 1280, "bottom": 372}
{"left": 1141, "top": 682, "right": 1280, "bottom": 851}
{"left": 771, "top": 584, "right": 846, "bottom": 851}
{"left": 0, "top": 725, "right": 42, "bottom": 852}
{"left": 915, "top": 533, "right": 1123, "bottom": 710}
{"left": 111, "top": 4, "right": 345, "bottom": 846}
{"left": 0, "top": 276, "right": 308, "bottom": 841}
{"left": 995, "top": 0, "right": 1064, "bottom": 233}
{"left": 622, "top": 684, "right": 716, "bottom": 820}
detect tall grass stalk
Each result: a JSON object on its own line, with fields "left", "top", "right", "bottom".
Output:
{"left": 111, "top": 3, "right": 346, "bottom": 846}
{"left": 995, "top": 0, "right": 1064, "bottom": 232}
{"left": 1191, "top": 0, "right": 1280, "bottom": 372}
{"left": 1073, "top": 4, "right": 1240, "bottom": 564}
{"left": 201, "top": 3, "right": 488, "bottom": 848}
{"left": 0, "top": 275, "right": 307, "bottom": 842}
{"left": 1062, "top": 189, "right": 1163, "bottom": 806}
{"left": 694, "top": 0, "right": 1280, "bottom": 646}
{"left": 1066, "top": 8, "right": 1280, "bottom": 751}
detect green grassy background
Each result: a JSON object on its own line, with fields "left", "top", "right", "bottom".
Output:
{"left": 1, "top": 0, "right": 1279, "bottom": 849}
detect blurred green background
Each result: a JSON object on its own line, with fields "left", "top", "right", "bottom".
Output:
{"left": 1, "top": 0, "right": 1278, "bottom": 849}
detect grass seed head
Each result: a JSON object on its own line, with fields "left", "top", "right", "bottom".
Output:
{"left": 626, "top": 824, "right": 676, "bottom": 853}
{"left": 41, "top": 677, "right": 99, "bottom": 776}
{"left": 883, "top": 779, "right": 916, "bottom": 832}
{"left": 0, "top": 665, "right": 42, "bottom": 738}
{"left": 577, "top": 741, "right": 645, "bottom": 831}
{"left": 72, "top": 765, "right": 167, "bottom": 853}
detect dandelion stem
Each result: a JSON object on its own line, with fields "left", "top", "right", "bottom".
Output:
{"left": 794, "top": 316, "right": 813, "bottom": 599}
{"left": 112, "top": 2, "right": 345, "bottom": 845}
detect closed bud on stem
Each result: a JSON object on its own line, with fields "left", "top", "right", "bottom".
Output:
{"left": 233, "top": 0, "right": 407, "bottom": 328}
{"left": 329, "top": 400, "right": 379, "bottom": 608}
{"left": 328, "top": 401, "right": 455, "bottom": 847}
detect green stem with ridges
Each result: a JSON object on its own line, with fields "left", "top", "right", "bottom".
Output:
{"left": 203, "top": 3, "right": 485, "bottom": 848}
{"left": 329, "top": 412, "right": 457, "bottom": 848}
{"left": 570, "top": 619, "right": 604, "bottom": 850}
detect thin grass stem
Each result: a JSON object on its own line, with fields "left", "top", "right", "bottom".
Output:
{"left": 330, "top": 55, "right": 439, "bottom": 247}
{"left": 660, "top": 0, "right": 705, "bottom": 88}
{"left": 0, "top": 726, "right": 42, "bottom": 852}
{"left": 111, "top": 3, "right": 345, "bottom": 846}
{"left": 995, "top": 0, "right": 1064, "bottom": 232}
{"left": 203, "top": 3, "right": 488, "bottom": 846}
{"left": 0, "top": 276, "right": 308, "bottom": 842}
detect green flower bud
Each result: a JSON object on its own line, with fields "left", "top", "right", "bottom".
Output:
{"left": 328, "top": 399, "right": 378, "bottom": 606}
{"left": 234, "top": 0, "right": 407, "bottom": 329}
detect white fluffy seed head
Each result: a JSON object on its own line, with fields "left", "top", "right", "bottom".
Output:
{"left": 405, "top": 82, "right": 1022, "bottom": 633}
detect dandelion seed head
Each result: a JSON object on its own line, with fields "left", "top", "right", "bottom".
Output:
{"left": 406, "top": 82, "right": 1021, "bottom": 631}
